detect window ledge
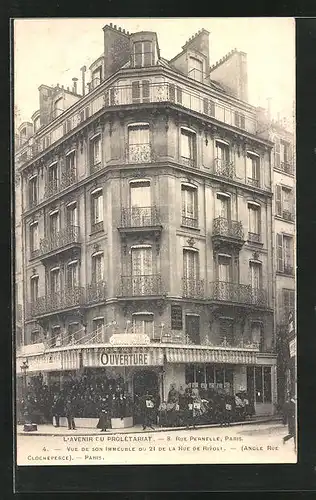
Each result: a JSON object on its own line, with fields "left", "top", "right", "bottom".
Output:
{"left": 276, "top": 271, "right": 295, "bottom": 277}
{"left": 274, "top": 215, "right": 295, "bottom": 224}
{"left": 180, "top": 224, "right": 200, "bottom": 232}
{"left": 90, "top": 229, "right": 104, "bottom": 237}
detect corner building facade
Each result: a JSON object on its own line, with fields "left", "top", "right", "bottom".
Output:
{"left": 16, "top": 25, "right": 277, "bottom": 417}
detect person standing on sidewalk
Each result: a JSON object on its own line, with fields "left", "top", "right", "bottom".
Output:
{"left": 52, "top": 393, "right": 63, "bottom": 427}
{"left": 141, "top": 390, "right": 155, "bottom": 430}
{"left": 65, "top": 396, "right": 76, "bottom": 430}
{"left": 283, "top": 396, "right": 296, "bottom": 447}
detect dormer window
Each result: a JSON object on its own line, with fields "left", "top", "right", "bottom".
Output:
{"left": 133, "top": 41, "right": 153, "bottom": 67}
{"left": 92, "top": 67, "right": 102, "bottom": 88}
{"left": 188, "top": 56, "right": 203, "bottom": 82}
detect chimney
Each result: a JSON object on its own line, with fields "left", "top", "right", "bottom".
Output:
{"left": 103, "top": 24, "right": 131, "bottom": 80}
{"left": 80, "top": 66, "right": 86, "bottom": 96}
{"left": 72, "top": 77, "right": 78, "bottom": 94}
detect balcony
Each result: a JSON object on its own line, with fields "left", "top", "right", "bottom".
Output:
{"left": 182, "top": 278, "right": 205, "bottom": 299}
{"left": 119, "top": 206, "right": 162, "bottom": 233}
{"left": 127, "top": 143, "right": 152, "bottom": 164}
{"left": 44, "top": 179, "right": 59, "bottom": 199}
{"left": 180, "top": 156, "right": 196, "bottom": 168}
{"left": 212, "top": 158, "right": 235, "bottom": 180}
{"left": 209, "top": 281, "right": 268, "bottom": 308}
{"left": 247, "top": 177, "right": 260, "bottom": 188}
{"left": 91, "top": 221, "right": 104, "bottom": 234}
{"left": 60, "top": 169, "right": 77, "bottom": 190}
{"left": 280, "top": 162, "right": 294, "bottom": 176}
{"left": 39, "top": 225, "right": 80, "bottom": 260}
{"left": 86, "top": 281, "right": 107, "bottom": 305}
{"left": 181, "top": 215, "right": 199, "bottom": 229}
{"left": 283, "top": 265, "right": 295, "bottom": 276}
{"left": 248, "top": 232, "right": 261, "bottom": 244}
{"left": 282, "top": 210, "right": 294, "bottom": 222}
{"left": 119, "top": 274, "right": 164, "bottom": 298}
{"left": 212, "top": 217, "right": 244, "bottom": 249}
{"left": 28, "top": 287, "right": 85, "bottom": 318}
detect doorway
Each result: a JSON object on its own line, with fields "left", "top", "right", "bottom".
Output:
{"left": 133, "top": 369, "right": 159, "bottom": 423}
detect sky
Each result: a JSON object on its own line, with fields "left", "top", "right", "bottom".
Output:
{"left": 14, "top": 18, "right": 295, "bottom": 127}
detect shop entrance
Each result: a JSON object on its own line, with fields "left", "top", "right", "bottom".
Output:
{"left": 133, "top": 369, "right": 159, "bottom": 424}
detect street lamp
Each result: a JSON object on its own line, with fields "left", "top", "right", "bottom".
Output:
{"left": 20, "top": 359, "right": 29, "bottom": 422}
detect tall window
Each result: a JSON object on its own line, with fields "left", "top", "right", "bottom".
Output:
{"left": 65, "top": 151, "right": 76, "bottom": 177}
{"left": 216, "top": 192, "right": 231, "bottom": 220}
{"left": 275, "top": 185, "right": 294, "bottom": 221}
{"left": 48, "top": 163, "right": 58, "bottom": 185}
{"left": 132, "top": 313, "right": 154, "bottom": 338}
{"left": 128, "top": 124, "right": 150, "bottom": 163}
{"left": 50, "top": 268, "right": 60, "bottom": 294}
{"left": 218, "top": 254, "right": 232, "bottom": 282}
{"left": 183, "top": 249, "right": 199, "bottom": 281}
{"left": 181, "top": 184, "right": 198, "bottom": 227}
{"left": 250, "top": 261, "right": 262, "bottom": 289}
{"left": 234, "top": 112, "right": 246, "bottom": 129}
{"left": 247, "top": 152, "right": 260, "bottom": 186}
{"left": 30, "top": 275, "right": 39, "bottom": 303}
{"left": 253, "top": 366, "right": 272, "bottom": 404}
{"left": 283, "top": 289, "right": 295, "bottom": 323}
{"left": 188, "top": 57, "right": 203, "bottom": 82}
{"left": 277, "top": 234, "right": 294, "bottom": 274}
{"left": 251, "top": 322, "right": 263, "bottom": 348}
{"left": 29, "top": 176, "right": 38, "bottom": 207}
{"left": 131, "top": 246, "right": 153, "bottom": 295}
{"left": 219, "top": 317, "right": 234, "bottom": 345}
{"left": 91, "top": 189, "right": 103, "bottom": 232}
{"left": 131, "top": 80, "right": 150, "bottom": 104}
{"left": 93, "top": 318, "right": 105, "bottom": 342}
{"left": 130, "top": 180, "right": 151, "bottom": 226}
{"left": 30, "top": 222, "right": 39, "bottom": 255}
{"left": 169, "top": 84, "right": 183, "bottom": 105}
{"left": 185, "top": 314, "right": 200, "bottom": 345}
{"left": 90, "top": 135, "right": 101, "bottom": 166}
{"left": 66, "top": 202, "right": 78, "bottom": 227}
{"left": 248, "top": 203, "right": 261, "bottom": 242}
{"left": 133, "top": 41, "right": 153, "bottom": 67}
{"left": 275, "top": 138, "right": 293, "bottom": 174}
{"left": 92, "top": 252, "right": 104, "bottom": 283}
{"left": 49, "top": 210, "right": 60, "bottom": 235}
{"left": 67, "top": 261, "right": 78, "bottom": 289}
{"left": 180, "top": 128, "right": 196, "bottom": 167}
{"left": 215, "top": 140, "right": 230, "bottom": 167}
{"left": 92, "top": 67, "right": 102, "bottom": 88}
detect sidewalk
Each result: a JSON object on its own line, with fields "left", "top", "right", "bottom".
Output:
{"left": 17, "top": 415, "right": 282, "bottom": 436}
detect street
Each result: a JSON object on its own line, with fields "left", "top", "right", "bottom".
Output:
{"left": 17, "top": 422, "right": 297, "bottom": 465}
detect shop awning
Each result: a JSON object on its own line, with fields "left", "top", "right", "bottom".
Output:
{"left": 165, "top": 347, "right": 258, "bottom": 365}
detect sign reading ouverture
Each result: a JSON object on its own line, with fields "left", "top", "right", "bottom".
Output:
{"left": 101, "top": 351, "right": 150, "bottom": 366}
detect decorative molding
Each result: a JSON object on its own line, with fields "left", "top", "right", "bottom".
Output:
{"left": 187, "top": 237, "right": 196, "bottom": 247}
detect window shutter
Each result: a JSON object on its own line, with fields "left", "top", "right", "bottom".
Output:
{"left": 142, "top": 80, "right": 150, "bottom": 103}
{"left": 169, "top": 84, "right": 175, "bottom": 102}
{"left": 274, "top": 136, "right": 281, "bottom": 168}
{"left": 177, "top": 86, "right": 183, "bottom": 104}
{"left": 277, "top": 233, "right": 284, "bottom": 272}
{"left": 132, "top": 81, "right": 141, "bottom": 103}
{"left": 275, "top": 185, "right": 282, "bottom": 216}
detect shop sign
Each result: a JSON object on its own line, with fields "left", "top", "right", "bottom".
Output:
{"left": 109, "top": 333, "right": 150, "bottom": 346}
{"left": 101, "top": 351, "right": 150, "bottom": 367}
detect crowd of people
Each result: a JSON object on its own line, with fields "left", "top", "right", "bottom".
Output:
{"left": 18, "top": 372, "right": 255, "bottom": 430}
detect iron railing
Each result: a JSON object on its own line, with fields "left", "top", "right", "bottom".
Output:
{"left": 60, "top": 169, "right": 77, "bottom": 190}
{"left": 280, "top": 161, "right": 294, "bottom": 175}
{"left": 180, "top": 156, "right": 196, "bottom": 168}
{"left": 212, "top": 158, "right": 235, "bottom": 179}
{"left": 121, "top": 206, "right": 161, "bottom": 228}
{"left": 29, "top": 287, "right": 85, "bottom": 316}
{"left": 212, "top": 217, "right": 244, "bottom": 240}
{"left": 181, "top": 215, "right": 199, "bottom": 228}
{"left": 39, "top": 225, "right": 80, "bottom": 256}
{"left": 44, "top": 179, "right": 59, "bottom": 199}
{"left": 248, "top": 232, "right": 261, "bottom": 243}
{"left": 182, "top": 278, "right": 205, "bottom": 299}
{"left": 247, "top": 177, "right": 260, "bottom": 188}
{"left": 86, "top": 281, "right": 107, "bottom": 304}
{"left": 210, "top": 281, "right": 267, "bottom": 307}
{"left": 91, "top": 221, "right": 104, "bottom": 234}
{"left": 127, "top": 143, "right": 152, "bottom": 163}
{"left": 120, "top": 274, "right": 163, "bottom": 297}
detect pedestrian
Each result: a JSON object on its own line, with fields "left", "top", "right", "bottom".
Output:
{"left": 283, "top": 396, "right": 296, "bottom": 447}
{"left": 167, "top": 384, "right": 179, "bottom": 427}
{"left": 52, "top": 393, "right": 63, "bottom": 427}
{"left": 97, "top": 396, "right": 110, "bottom": 432}
{"left": 184, "top": 386, "right": 194, "bottom": 429}
{"left": 223, "top": 390, "right": 235, "bottom": 426}
{"left": 192, "top": 388, "right": 204, "bottom": 429}
{"left": 65, "top": 396, "right": 76, "bottom": 430}
{"left": 141, "top": 390, "right": 155, "bottom": 430}
{"left": 178, "top": 386, "right": 187, "bottom": 426}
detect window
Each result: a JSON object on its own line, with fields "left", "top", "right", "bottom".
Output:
{"left": 216, "top": 192, "right": 231, "bottom": 220}
{"left": 65, "top": 151, "right": 76, "bottom": 176}
{"left": 93, "top": 318, "right": 105, "bottom": 342}
{"left": 90, "top": 135, "right": 101, "bottom": 166}
{"left": 218, "top": 254, "right": 232, "bottom": 282}
{"left": 30, "top": 275, "right": 39, "bottom": 303}
{"left": 132, "top": 313, "right": 154, "bottom": 338}
{"left": 48, "top": 162, "right": 58, "bottom": 188}
{"left": 219, "top": 317, "right": 234, "bottom": 345}
{"left": 283, "top": 289, "right": 295, "bottom": 322}
{"left": 247, "top": 152, "right": 260, "bottom": 187}
{"left": 254, "top": 366, "right": 272, "bottom": 404}
{"left": 91, "top": 189, "right": 103, "bottom": 232}
{"left": 188, "top": 57, "right": 203, "bottom": 82}
{"left": 251, "top": 322, "right": 263, "bottom": 348}
{"left": 181, "top": 184, "right": 198, "bottom": 227}
{"left": 131, "top": 80, "right": 150, "bottom": 104}
{"left": 180, "top": 128, "right": 196, "bottom": 167}
{"left": 29, "top": 176, "right": 38, "bottom": 207}
{"left": 49, "top": 210, "right": 60, "bottom": 235}
{"left": 54, "top": 97, "right": 63, "bottom": 118}
{"left": 250, "top": 261, "right": 262, "bottom": 289}
{"left": 275, "top": 185, "right": 294, "bottom": 221}
{"left": 67, "top": 261, "right": 79, "bottom": 289}
{"left": 67, "top": 202, "right": 78, "bottom": 227}
{"left": 30, "top": 222, "right": 39, "bottom": 255}
{"left": 248, "top": 203, "right": 261, "bottom": 242}
{"left": 131, "top": 246, "right": 153, "bottom": 295}
{"left": 234, "top": 111, "right": 246, "bottom": 129}
{"left": 92, "top": 67, "right": 102, "bottom": 88}
{"left": 275, "top": 137, "right": 293, "bottom": 174}
{"left": 169, "top": 84, "right": 183, "bottom": 104}
{"left": 31, "top": 330, "right": 41, "bottom": 344}
{"left": 215, "top": 141, "right": 230, "bottom": 167}
{"left": 50, "top": 268, "right": 60, "bottom": 295}
{"left": 133, "top": 41, "right": 153, "bottom": 67}
{"left": 128, "top": 124, "right": 150, "bottom": 163}
{"left": 185, "top": 314, "right": 200, "bottom": 345}
{"left": 183, "top": 249, "right": 199, "bottom": 281}
{"left": 129, "top": 180, "right": 151, "bottom": 226}
{"left": 277, "top": 234, "right": 294, "bottom": 274}
{"left": 34, "top": 117, "right": 40, "bottom": 133}
{"left": 92, "top": 252, "right": 104, "bottom": 283}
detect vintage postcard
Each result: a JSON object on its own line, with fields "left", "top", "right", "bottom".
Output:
{"left": 14, "top": 17, "right": 296, "bottom": 466}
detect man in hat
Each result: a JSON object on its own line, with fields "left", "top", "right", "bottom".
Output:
{"left": 140, "top": 390, "right": 155, "bottom": 430}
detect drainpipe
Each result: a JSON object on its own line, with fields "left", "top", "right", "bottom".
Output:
{"left": 80, "top": 66, "right": 86, "bottom": 96}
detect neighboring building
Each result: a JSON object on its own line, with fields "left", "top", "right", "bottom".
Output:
{"left": 16, "top": 24, "right": 278, "bottom": 416}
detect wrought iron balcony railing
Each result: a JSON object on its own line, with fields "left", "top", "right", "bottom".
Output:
{"left": 212, "top": 158, "right": 235, "bottom": 179}
{"left": 127, "top": 143, "right": 152, "bottom": 163}
{"left": 247, "top": 177, "right": 260, "bottom": 188}
{"left": 86, "top": 281, "right": 107, "bottom": 304}
{"left": 248, "top": 232, "right": 261, "bottom": 243}
{"left": 212, "top": 217, "right": 244, "bottom": 240}
{"left": 44, "top": 179, "right": 59, "bottom": 199}
{"left": 201, "top": 335, "right": 261, "bottom": 350}
{"left": 91, "top": 221, "right": 104, "bottom": 234}
{"left": 120, "top": 274, "right": 163, "bottom": 297}
{"left": 280, "top": 162, "right": 294, "bottom": 175}
{"left": 39, "top": 225, "right": 80, "bottom": 257}
{"left": 210, "top": 281, "right": 268, "bottom": 307}
{"left": 60, "top": 168, "right": 77, "bottom": 190}
{"left": 121, "top": 206, "right": 161, "bottom": 228}
{"left": 29, "top": 287, "right": 85, "bottom": 317}
{"left": 180, "top": 156, "right": 196, "bottom": 168}
{"left": 181, "top": 215, "right": 199, "bottom": 229}
{"left": 182, "top": 278, "right": 205, "bottom": 299}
